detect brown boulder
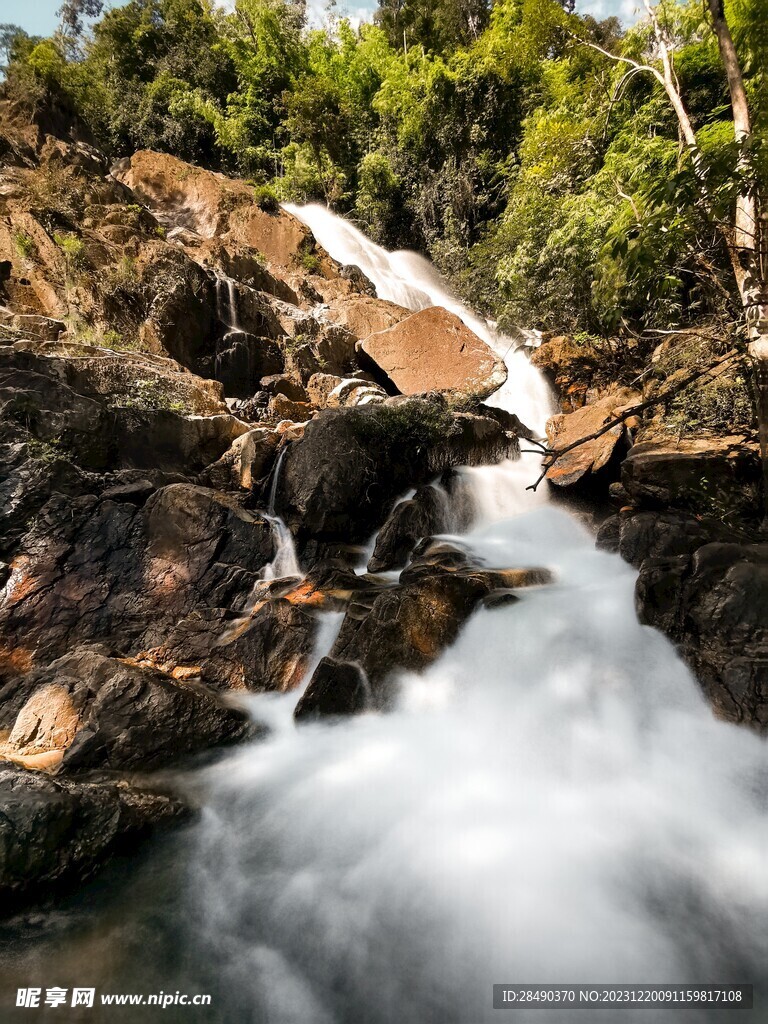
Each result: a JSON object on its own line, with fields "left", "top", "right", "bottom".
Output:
{"left": 325, "top": 295, "right": 410, "bottom": 340}
{"left": 621, "top": 436, "right": 761, "bottom": 514}
{"left": 357, "top": 307, "right": 508, "bottom": 399}
{"left": 545, "top": 388, "right": 638, "bottom": 489}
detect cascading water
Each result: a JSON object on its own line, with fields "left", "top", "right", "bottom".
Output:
{"left": 284, "top": 202, "right": 554, "bottom": 437}
{"left": 4, "top": 210, "right": 765, "bottom": 1024}
{"left": 182, "top": 208, "right": 767, "bottom": 1021}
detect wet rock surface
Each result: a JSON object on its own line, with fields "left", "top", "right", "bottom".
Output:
{"left": 296, "top": 543, "right": 553, "bottom": 720}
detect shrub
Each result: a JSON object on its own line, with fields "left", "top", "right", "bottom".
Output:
{"left": 12, "top": 230, "right": 36, "bottom": 261}
{"left": 253, "top": 182, "right": 280, "bottom": 213}
{"left": 55, "top": 233, "right": 88, "bottom": 274}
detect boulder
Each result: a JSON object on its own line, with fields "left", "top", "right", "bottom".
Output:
{"left": 621, "top": 436, "right": 762, "bottom": 514}
{"left": 0, "top": 766, "right": 187, "bottom": 903}
{"left": 273, "top": 399, "right": 521, "bottom": 547}
{"left": 295, "top": 548, "right": 553, "bottom": 719}
{"left": 357, "top": 307, "right": 508, "bottom": 400}
{"left": 325, "top": 295, "right": 410, "bottom": 340}
{"left": 294, "top": 658, "right": 370, "bottom": 721}
{"left": 137, "top": 598, "right": 317, "bottom": 695}
{"left": 545, "top": 388, "right": 638, "bottom": 489}
{"left": 0, "top": 648, "right": 252, "bottom": 772}
{"left": 368, "top": 485, "right": 449, "bottom": 573}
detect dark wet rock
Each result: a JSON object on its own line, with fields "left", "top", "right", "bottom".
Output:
{"left": 369, "top": 485, "right": 449, "bottom": 573}
{"left": 142, "top": 598, "right": 317, "bottom": 695}
{"left": 0, "top": 765, "right": 188, "bottom": 905}
{"left": 0, "top": 484, "right": 275, "bottom": 668}
{"left": 621, "top": 436, "right": 762, "bottom": 515}
{"left": 274, "top": 398, "right": 520, "bottom": 549}
{"left": 295, "top": 658, "right": 370, "bottom": 721}
{"left": 1, "top": 648, "right": 251, "bottom": 772}
{"left": 600, "top": 511, "right": 719, "bottom": 567}
{"left": 296, "top": 554, "right": 553, "bottom": 719}
{"left": 636, "top": 542, "right": 768, "bottom": 729}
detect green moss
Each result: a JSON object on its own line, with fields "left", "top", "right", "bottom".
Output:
{"left": 118, "top": 378, "right": 188, "bottom": 413}
{"left": 355, "top": 400, "right": 456, "bottom": 450}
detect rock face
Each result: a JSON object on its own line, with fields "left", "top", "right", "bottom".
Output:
{"left": 357, "top": 307, "right": 508, "bottom": 399}
{"left": 636, "top": 543, "right": 768, "bottom": 728}
{"left": 0, "top": 484, "right": 275, "bottom": 668}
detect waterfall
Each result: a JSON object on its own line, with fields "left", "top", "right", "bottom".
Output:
{"left": 284, "top": 203, "right": 555, "bottom": 436}
{"left": 15, "top": 210, "right": 766, "bottom": 1021}
{"left": 262, "top": 446, "right": 301, "bottom": 582}
{"left": 214, "top": 270, "right": 240, "bottom": 333}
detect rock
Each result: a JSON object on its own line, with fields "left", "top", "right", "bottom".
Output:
{"left": 306, "top": 373, "right": 345, "bottom": 409}
{"left": 274, "top": 399, "right": 521, "bottom": 548}
{"left": 262, "top": 374, "right": 308, "bottom": 402}
{"left": 295, "top": 553, "right": 553, "bottom": 718}
{"left": 141, "top": 596, "right": 317, "bottom": 695}
{"left": 603, "top": 510, "right": 719, "bottom": 567}
{"left": 357, "top": 307, "right": 508, "bottom": 400}
{"left": 326, "top": 379, "right": 388, "bottom": 408}
{"left": 545, "top": 388, "right": 638, "bottom": 489}
{"left": 325, "top": 295, "right": 410, "bottom": 340}
{"left": 269, "top": 394, "right": 313, "bottom": 422}
{"left": 0, "top": 765, "right": 188, "bottom": 903}
{"left": 530, "top": 334, "right": 603, "bottom": 411}
{"left": 636, "top": 543, "right": 768, "bottom": 729}
{"left": 368, "top": 485, "right": 449, "bottom": 573}
{"left": 112, "top": 151, "right": 315, "bottom": 271}
{"left": 0, "top": 484, "right": 276, "bottom": 666}
{"left": 202, "top": 428, "right": 280, "bottom": 493}
{"left": 0, "top": 648, "right": 252, "bottom": 771}
{"left": 294, "top": 658, "right": 370, "bottom": 721}
{"left": 621, "top": 436, "right": 762, "bottom": 514}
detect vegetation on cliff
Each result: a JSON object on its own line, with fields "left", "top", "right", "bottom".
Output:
{"left": 1, "top": 0, "right": 764, "bottom": 341}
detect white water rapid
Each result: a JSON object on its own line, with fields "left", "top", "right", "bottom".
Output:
{"left": 178, "top": 208, "right": 768, "bottom": 1023}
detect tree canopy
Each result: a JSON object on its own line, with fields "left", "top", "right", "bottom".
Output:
{"left": 3, "top": 0, "right": 765, "bottom": 339}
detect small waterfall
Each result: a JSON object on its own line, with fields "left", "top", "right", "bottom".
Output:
{"left": 262, "top": 446, "right": 301, "bottom": 582}
{"left": 214, "top": 270, "right": 240, "bottom": 332}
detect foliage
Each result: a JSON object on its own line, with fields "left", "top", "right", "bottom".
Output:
{"left": 12, "top": 230, "right": 36, "bottom": 261}
{"left": 3, "top": 0, "right": 764, "bottom": 339}
{"left": 355, "top": 400, "right": 456, "bottom": 450}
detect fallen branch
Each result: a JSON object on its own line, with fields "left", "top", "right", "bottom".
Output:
{"left": 526, "top": 348, "right": 742, "bottom": 492}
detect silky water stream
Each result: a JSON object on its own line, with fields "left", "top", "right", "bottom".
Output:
{"left": 0, "top": 209, "right": 765, "bottom": 1024}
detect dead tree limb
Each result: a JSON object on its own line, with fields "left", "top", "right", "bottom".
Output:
{"left": 527, "top": 348, "right": 742, "bottom": 492}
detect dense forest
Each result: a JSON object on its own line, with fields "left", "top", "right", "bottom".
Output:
{"left": 1, "top": 0, "right": 766, "bottom": 339}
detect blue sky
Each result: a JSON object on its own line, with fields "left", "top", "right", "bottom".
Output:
{"left": 5, "top": 0, "right": 638, "bottom": 40}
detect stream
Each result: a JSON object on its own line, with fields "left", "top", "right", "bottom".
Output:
{"left": 0, "top": 209, "right": 766, "bottom": 1023}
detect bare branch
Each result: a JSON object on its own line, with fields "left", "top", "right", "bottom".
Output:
{"left": 527, "top": 349, "right": 742, "bottom": 492}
